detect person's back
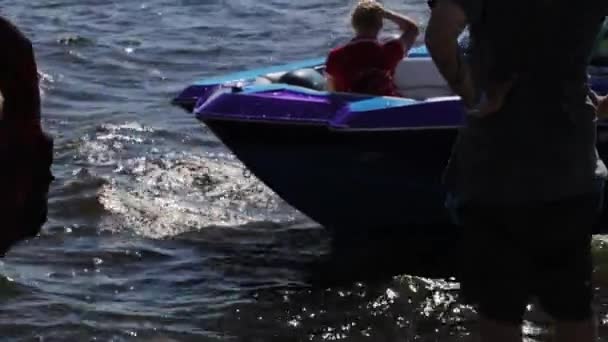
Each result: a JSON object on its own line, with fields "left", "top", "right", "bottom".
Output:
{"left": 327, "top": 39, "right": 404, "bottom": 95}
{"left": 0, "top": 15, "right": 53, "bottom": 255}
{"left": 325, "top": 1, "right": 419, "bottom": 96}
{"left": 426, "top": 1, "right": 608, "bottom": 341}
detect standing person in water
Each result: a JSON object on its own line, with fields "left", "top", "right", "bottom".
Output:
{"left": 325, "top": 0, "right": 419, "bottom": 96}
{"left": 426, "top": 1, "right": 608, "bottom": 341}
{"left": 0, "top": 15, "right": 53, "bottom": 256}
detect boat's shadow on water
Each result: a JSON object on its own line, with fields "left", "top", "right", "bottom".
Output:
{"left": 173, "top": 221, "right": 461, "bottom": 289}
{"left": 309, "top": 225, "right": 461, "bottom": 288}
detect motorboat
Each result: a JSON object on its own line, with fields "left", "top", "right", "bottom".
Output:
{"left": 173, "top": 46, "right": 608, "bottom": 238}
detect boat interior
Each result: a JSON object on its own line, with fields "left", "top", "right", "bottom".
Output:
{"left": 253, "top": 57, "right": 454, "bottom": 101}
{"left": 250, "top": 52, "right": 608, "bottom": 101}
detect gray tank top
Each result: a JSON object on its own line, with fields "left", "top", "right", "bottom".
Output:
{"left": 444, "top": 0, "right": 608, "bottom": 204}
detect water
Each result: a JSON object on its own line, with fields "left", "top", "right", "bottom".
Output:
{"left": 2, "top": 1, "right": 608, "bottom": 341}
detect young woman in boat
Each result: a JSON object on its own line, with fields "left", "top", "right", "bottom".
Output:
{"left": 325, "top": 0, "right": 419, "bottom": 96}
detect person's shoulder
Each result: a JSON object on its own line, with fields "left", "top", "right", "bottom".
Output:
{"left": 328, "top": 45, "right": 345, "bottom": 57}
{"left": 327, "top": 45, "right": 345, "bottom": 66}
{"left": 380, "top": 37, "right": 405, "bottom": 55}
{"left": 345, "top": 39, "right": 384, "bottom": 54}
{"left": 441, "top": 0, "right": 483, "bottom": 22}
{"left": 326, "top": 44, "right": 348, "bottom": 73}
{"left": 331, "top": 40, "right": 373, "bottom": 57}
{"left": 0, "top": 16, "right": 20, "bottom": 36}
{"left": 381, "top": 37, "right": 404, "bottom": 49}
{"left": 0, "top": 16, "right": 31, "bottom": 47}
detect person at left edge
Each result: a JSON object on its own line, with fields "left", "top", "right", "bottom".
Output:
{"left": 0, "top": 14, "right": 54, "bottom": 256}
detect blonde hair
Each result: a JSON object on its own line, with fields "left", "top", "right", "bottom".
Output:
{"left": 351, "top": 1, "right": 384, "bottom": 32}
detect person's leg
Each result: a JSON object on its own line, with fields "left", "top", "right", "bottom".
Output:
{"left": 457, "top": 204, "right": 529, "bottom": 342}
{"left": 531, "top": 194, "right": 600, "bottom": 342}
{"left": 554, "top": 320, "right": 596, "bottom": 342}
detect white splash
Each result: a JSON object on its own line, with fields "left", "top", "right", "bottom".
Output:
{"left": 98, "top": 153, "right": 290, "bottom": 238}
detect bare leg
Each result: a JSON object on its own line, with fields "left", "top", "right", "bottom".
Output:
{"left": 478, "top": 316, "right": 521, "bottom": 342}
{"left": 554, "top": 318, "right": 596, "bottom": 342}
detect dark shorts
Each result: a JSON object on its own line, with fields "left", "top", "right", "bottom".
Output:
{"left": 453, "top": 193, "right": 601, "bottom": 324}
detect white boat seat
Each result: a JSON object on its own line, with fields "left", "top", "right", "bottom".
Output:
{"left": 393, "top": 57, "right": 453, "bottom": 100}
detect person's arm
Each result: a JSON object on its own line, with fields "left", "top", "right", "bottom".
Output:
{"left": 326, "top": 75, "right": 337, "bottom": 92}
{"left": 0, "top": 90, "right": 4, "bottom": 121}
{"left": 382, "top": 8, "right": 420, "bottom": 50}
{"left": 325, "top": 51, "right": 340, "bottom": 92}
{"left": 598, "top": 95, "right": 608, "bottom": 118}
{"left": 425, "top": 0, "right": 476, "bottom": 107}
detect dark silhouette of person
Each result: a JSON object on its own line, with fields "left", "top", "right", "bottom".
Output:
{"left": 426, "top": 1, "right": 608, "bottom": 341}
{"left": 0, "top": 15, "right": 53, "bottom": 256}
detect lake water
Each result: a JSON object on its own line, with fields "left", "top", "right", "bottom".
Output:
{"left": 3, "top": 1, "right": 608, "bottom": 341}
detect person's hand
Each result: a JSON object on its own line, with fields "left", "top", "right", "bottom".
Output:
{"left": 379, "top": 4, "right": 395, "bottom": 19}
{"left": 467, "top": 78, "right": 516, "bottom": 118}
{"left": 598, "top": 95, "right": 608, "bottom": 119}
{"left": 446, "top": 62, "right": 478, "bottom": 109}
{"left": 452, "top": 68, "right": 477, "bottom": 108}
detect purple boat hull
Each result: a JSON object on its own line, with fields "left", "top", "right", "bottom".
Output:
{"left": 173, "top": 55, "right": 608, "bottom": 237}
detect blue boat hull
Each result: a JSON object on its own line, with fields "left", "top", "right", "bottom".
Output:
{"left": 204, "top": 118, "right": 608, "bottom": 235}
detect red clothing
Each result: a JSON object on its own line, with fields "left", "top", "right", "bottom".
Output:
{"left": 325, "top": 38, "right": 404, "bottom": 96}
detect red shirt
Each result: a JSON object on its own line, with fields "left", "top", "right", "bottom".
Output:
{"left": 325, "top": 38, "right": 404, "bottom": 96}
